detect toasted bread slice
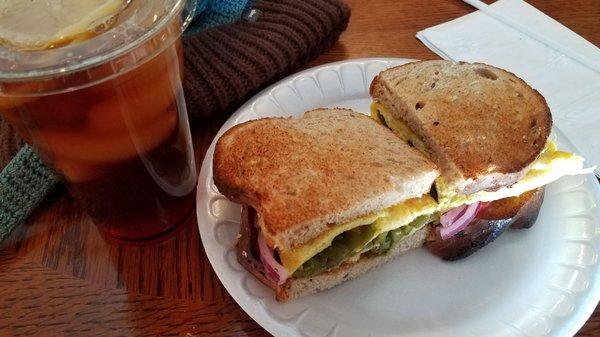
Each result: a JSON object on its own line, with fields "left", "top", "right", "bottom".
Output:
{"left": 214, "top": 108, "right": 438, "bottom": 251}
{"left": 237, "top": 206, "right": 427, "bottom": 301}
{"left": 370, "top": 60, "right": 552, "bottom": 194}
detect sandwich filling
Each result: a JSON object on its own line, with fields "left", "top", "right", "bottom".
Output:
{"left": 434, "top": 140, "right": 588, "bottom": 210}
{"left": 371, "top": 101, "right": 593, "bottom": 211}
{"left": 277, "top": 195, "right": 438, "bottom": 277}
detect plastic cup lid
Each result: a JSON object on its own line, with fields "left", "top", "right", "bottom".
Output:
{"left": 0, "top": 0, "right": 196, "bottom": 82}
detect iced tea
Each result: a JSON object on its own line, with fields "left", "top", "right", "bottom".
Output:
{"left": 0, "top": 0, "right": 198, "bottom": 241}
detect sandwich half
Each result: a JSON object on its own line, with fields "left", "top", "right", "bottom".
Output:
{"left": 370, "top": 60, "right": 594, "bottom": 259}
{"left": 213, "top": 108, "right": 439, "bottom": 301}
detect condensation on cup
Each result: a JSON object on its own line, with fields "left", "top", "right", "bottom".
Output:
{"left": 0, "top": 0, "right": 199, "bottom": 241}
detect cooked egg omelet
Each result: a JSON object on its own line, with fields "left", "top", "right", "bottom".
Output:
{"left": 435, "top": 141, "right": 588, "bottom": 210}
{"left": 279, "top": 195, "right": 437, "bottom": 274}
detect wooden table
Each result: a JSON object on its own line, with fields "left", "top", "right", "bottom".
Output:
{"left": 1, "top": 0, "right": 598, "bottom": 336}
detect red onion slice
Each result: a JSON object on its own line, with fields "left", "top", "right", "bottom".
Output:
{"left": 440, "top": 202, "right": 481, "bottom": 240}
{"left": 258, "top": 233, "right": 289, "bottom": 285}
{"left": 440, "top": 204, "right": 467, "bottom": 227}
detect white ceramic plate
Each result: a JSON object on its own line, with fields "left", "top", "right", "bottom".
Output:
{"left": 196, "top": 58, "right": 600, "bottom": 337}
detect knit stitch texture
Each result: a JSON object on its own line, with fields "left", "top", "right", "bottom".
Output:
{"left": 184, "top": 0, "right": 350, "bottom": 118}
{"left": 0, "top": 146, "right": 55, "bottom": 242}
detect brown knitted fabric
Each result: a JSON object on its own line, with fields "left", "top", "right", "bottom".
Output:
{"left": 183, "top": 0, "right": 350, "bottom": 118}
{"left": 0, "top": 117, "right": 23, "bottom": 169}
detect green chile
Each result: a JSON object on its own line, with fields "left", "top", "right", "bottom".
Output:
{"left": 292, "top": 225, "right": 375, "bottom": 278}
{"left": 292, "top": 214, "right": 434, "bottom": 278}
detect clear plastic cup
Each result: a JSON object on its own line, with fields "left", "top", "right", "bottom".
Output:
{"left": 0, "top": 0, "right": 198, "bottom": 242}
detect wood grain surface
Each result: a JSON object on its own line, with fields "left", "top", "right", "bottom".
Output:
{"left": 1, "top": 0, "right": 599, "bottom": 336}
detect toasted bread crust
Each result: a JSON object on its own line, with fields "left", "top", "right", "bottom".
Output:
{"left": 370, "top": 60, "right": 552, "bottom": 194}
{"left": 236, "top": 206, "right": 427, "bottom": 301}
{"left": 214, "top": 108, "right": 438, "bottom": 251}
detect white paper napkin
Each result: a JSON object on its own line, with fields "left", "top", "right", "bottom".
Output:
{"left": 417, "top": 0, "right": 600, "bottom": 177}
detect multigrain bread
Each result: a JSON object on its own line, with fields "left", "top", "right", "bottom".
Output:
{"left": 213, "top": 108, "right": 439, "bottom": 251}
{"left": 370, "top": 60, "right": 552, "bottom": 194}
{"left": 237, "top": 206, "right": 427, "bottom": 301}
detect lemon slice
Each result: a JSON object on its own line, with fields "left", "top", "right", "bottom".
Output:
{"left": 0, "top": 0, "right": 126, "bottom": 51}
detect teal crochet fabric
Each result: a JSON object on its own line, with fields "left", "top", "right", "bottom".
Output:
{"left": 0, "top": 146, "right": 56, "bottom": 242}
{"left": 0, "top": 1, "right": 251, "bottom": 243}
{"left": 187, "top": 0, "right": 252, "bottom": 35}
